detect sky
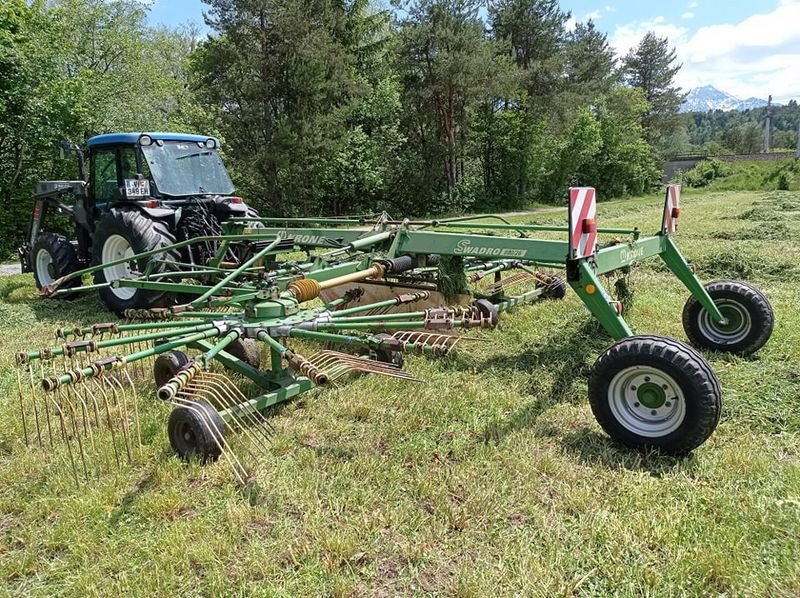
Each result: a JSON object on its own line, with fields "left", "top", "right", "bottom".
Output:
{"left": 145, "top": 0, "right": 800, "bottom": 103}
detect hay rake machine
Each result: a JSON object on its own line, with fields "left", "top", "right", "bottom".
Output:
{"left": 13, "top": 184, "right": 775, "bottom": 484}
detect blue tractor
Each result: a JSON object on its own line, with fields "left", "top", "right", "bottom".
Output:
{"left": 20, "top": 132, "right": 260, "bottom": 313}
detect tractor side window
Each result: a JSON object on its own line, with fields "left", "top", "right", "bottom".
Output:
{"left": 119, "top": 147, "right": 138, "bottom": 180}
{"left": 92, "top": 150, "right": 119, "bottom": 204}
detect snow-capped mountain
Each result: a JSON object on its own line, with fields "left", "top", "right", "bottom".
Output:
{"left": 680, "top": 85, "right": 771, "bottom": 113}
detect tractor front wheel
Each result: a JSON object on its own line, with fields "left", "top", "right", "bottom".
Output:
{"left": 167, "top": 401, "right": 225, "bottom": 462}
{"left": 682, "top": 280, "right": 774, "bottom": 355}
{"left": 589, "top": 335, "right": 721, "bottom": 455}
{"left": 32, "top": 233, "right": 81, "bottom": 296}
{"left": 92, "top": 209, "right": 179, "bottom": 314}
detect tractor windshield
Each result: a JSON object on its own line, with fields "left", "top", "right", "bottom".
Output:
{"left": 140, "top": 141, "right": 235, "bottom": 197}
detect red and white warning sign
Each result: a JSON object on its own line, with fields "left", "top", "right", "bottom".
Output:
{"left": 662, "top": 184, "right": 681, "bottom": 234}
{"left": 568, "top": 187, "right": 597, "bottom": 259}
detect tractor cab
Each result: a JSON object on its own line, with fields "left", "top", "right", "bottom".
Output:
{"left": 21, "top": 132, "right": 259, "bottom": 313}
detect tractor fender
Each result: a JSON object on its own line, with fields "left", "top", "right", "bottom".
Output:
{"left": 117, "top": 204, "right": 181, "bottom": 229}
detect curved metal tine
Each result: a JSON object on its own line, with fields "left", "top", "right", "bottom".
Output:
{"left": 90, "top": 378, "right": 122, "bottom": 468}
{"left": 68, "top": 386, "right": 102, "bottom": 476}
{"left": 204, "top": 371, "right": 276, "bottom": 438}
{"left": 198, "top": 373, "right": 275, "bottom": 446}
{"left": 180, "top": 380, "right": 266, "bottom": 459}
{"left": 121, "top": 369, "right": 142, "bottom": 452}
{"left": 170, "top": 397, "right": 248, "bottom": 485}
{"left": 28, "top": 363, "right": 44, "bottom": 446}
{"left": 103, "top": 374, "right": 133, "bottom": 463}
{"left": 50, "top": 390, "right": 79, "bottom": 486}
{"left": 202, "top": 370, "right": 277, "bottom": 437}
{"left": 59, "top": 389, "right": 90, "bottom": 481}
{"left": 16, "top": 368, "right": 30, "bottom": 447}
{"left": 81, "top": 379, "right": 114, "bottom": 472}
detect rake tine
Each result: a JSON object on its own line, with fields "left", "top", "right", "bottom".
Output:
{"left": 121, "top": 369, "right": 142, "bottom": 453}
{"left": 49, "top": 391, "right": 79, "bottom": 487}
{"left": 68, "top": 386, "right": 99, "bottom": 474}
{"left": 104, "top": 374, "right": 133, "bottom": 463}
{"left": 199, "top": 372, "right": 275, "bottom": 445}
{"left": 15, "top": 368, "right": 29, "bottom": 447}
{"left": 170, "top": 397, "right": 248, "bottom": 485}
{"left": 83, "top": 381, "right": 114, "bottom": 472}
{"left": 185, "top": 386, "right": 266, "bottom": 463}
{"left": 59, "top": 388, "right": 90, "bottom": 481}
{"left": 30, "top": 364, "right": 43, "bottom": 446}
{"left": 206, "top": 371, "right": 275, "bottom": 440}
{"left": 90, "top": 378, "right": 122, "bottom": 468}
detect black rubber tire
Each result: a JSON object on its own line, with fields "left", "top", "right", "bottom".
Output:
{"left": 473, "top": 299, "right": 499, "bottom": 327}
{"left": 588, "top": 335, "right": 721, "bottom": 455}
{"left": 682, "top": 280, "right": 774, "bottom": 355}
{"left": 153, "top": 350, "right": 191, "bottom": 387}
{"left": 92, "top": 209, "right": 179, "bottom": 314}
{"left": 540, "top": 275, "right": 567, "bottom": 300}
{"left": 224, "top": 338, "right": 261, "bottom": 369}
{"left": 31, "top": 233, "right": 81, "bottom": 296}
{"left": 167, "top": 401, "right": 225, "bottom": 462}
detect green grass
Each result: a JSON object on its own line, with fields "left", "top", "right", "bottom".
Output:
{"left": 678, "top": 158, "right": 800, "bottom": 193}
{"left": 0, "top": 190, "right": 799, "bottom": 595}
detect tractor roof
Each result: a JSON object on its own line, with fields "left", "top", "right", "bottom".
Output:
{"left": 86, "top": 132, "right": 222, "bottom": 147}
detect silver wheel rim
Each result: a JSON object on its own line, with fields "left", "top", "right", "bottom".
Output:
{"left": 35, "top": 248, "right": 54, "bottom": 286}
{"left": 608, "top": 366, "right": 686, "bottom": 438}
{"left": 101, "top": 234, "right": 137, "bottom": 300}
{"left": 698, "top": 299, "right": 751, "bottom": 345}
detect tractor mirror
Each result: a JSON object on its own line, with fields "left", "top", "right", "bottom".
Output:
{"left": 58, "top": 140, "right": 71, "bottom": 159}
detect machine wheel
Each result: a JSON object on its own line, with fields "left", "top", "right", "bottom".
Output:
{"left": 473, "top": 298, "right": 499, "bottom": 327}
{"left": 153, "top": 350, "right": 191, "bottom": 387}
{"left": 32, "top": 233, "right": 81, "bottom": 295}
{"left": 167, "top": 401, "right": 225, "bottom": 462}
{"left": 92, "top": 209, "right": 179, "bottom": 314}
{"left": 224, "top": 338, "right": 262, "bottom": 369}
{"left": 588, "top": 335, "right": 721, "bottom": 455}
{"left": 682, "top": 280, "right": 774, "bottom": 355}
{"left": 540, "top": 275, "right": 567, "bottom": 300}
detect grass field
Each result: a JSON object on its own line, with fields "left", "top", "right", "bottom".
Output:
{"left": 0, "top": 189, "right": 798, "bottom": 596}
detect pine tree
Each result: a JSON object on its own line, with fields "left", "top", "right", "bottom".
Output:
{"left": 621, "top": 32, "right": 686, "bottom": 152}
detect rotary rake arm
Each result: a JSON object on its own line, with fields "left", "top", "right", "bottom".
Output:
{"left": 12, "top": 184, "right": 776, "bottom": 486}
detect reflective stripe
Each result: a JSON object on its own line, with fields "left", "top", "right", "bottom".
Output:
{"left": 569, "top": 187, "right": 597, "bottom": 259}
{"left": 663, "top": 184, "right": 681, "bottom": 234}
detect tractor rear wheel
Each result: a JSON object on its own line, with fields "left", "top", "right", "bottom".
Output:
{"left": 167, "top": 401, "right": 225, "bottom": 462}
{"left": 682, "top": 280, "right": 774, "bottom": 355}
{"left": 32, "top": 233, "right": 81, "bottom": 296}
{"left": 92, "top": 209, "right": 179, "bottom": 314}
{"left": 588, "top": 335, "right": 721, "bottom": 455}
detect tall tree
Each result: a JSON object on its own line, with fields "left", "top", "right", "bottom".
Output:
{"left": 621, "top": 32, "right": 685, "bottom": 153}
{"left": 564, "top": 20, "right": 617, "bottom": 106}
{"left": 195, "top": 0, "right": 391, "bottom": 215}
{"left": 395, "top": 0, "right": 502, "bottom": 211}
{"left": 489, "top": 0, "right": 569, "bottom": 116}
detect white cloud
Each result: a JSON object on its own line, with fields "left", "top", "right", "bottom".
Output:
{"left": 610, "top": 17, "right": 689, "bottom": 57}
{"left": 677, "top": 0, "right": 800, "bottom": 102}
{"left": 611, "top": 1, "right": 800, "bottom": 103}
{"left": 586, "top": 9, "right": 602, "bottom": 21}
{"left": 681, "top": 11, "right": 695, "bottom": 20}
{"left": 688, "top": 1, "right": 699, "bottom": 7}
{"left": 604, "top": 5, "right": 616, "bottom": 13}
